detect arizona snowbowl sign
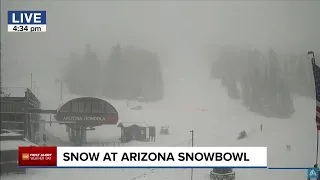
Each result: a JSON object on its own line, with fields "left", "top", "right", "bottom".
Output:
{"left": 56, "top": 97, "right": 118, "bottom": 126}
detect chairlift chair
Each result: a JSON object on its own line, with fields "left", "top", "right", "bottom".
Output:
{"left": 160, "top": 126, "right": 169, "bottom": 135}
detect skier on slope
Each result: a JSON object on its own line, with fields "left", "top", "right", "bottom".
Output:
{"left": 35, "top": 133, "right": 40, "bottom": 144}
{"left": 286, "top": 145, "right": 291, "bottom": 151}
{"left": 43, "top": 133, "right": 47, "bottom": 144}
{"left": 241, "top": 130, "right": 247, "bottom": 136}
{"left": 260, "top": 124, "right": 263, "bottom": 131}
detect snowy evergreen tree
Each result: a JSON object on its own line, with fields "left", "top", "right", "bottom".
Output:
{"left": 64, "top": 53, "right": 84, "bottom": 95}
{"left": 241, "top": 74, "right": 251, "bottom": 107}
{"left": 0, "top": 42, "right": 2, "bottom": 95}
{"left": 64, "top": 45, "right": 100, "bottom": 96}
{"left": 296, "top": 56, "right": 308, "bottom": 95}
{"left": 82, "top": 44, "right": 100, "bottom": 96}
{"left": 227, "top": 78, "right": 240, "bottom": 99}
{"left": 276, "top": 79, "right": 294, "bottom": 118}
{"left": 102, "top": 44, "right": 164, "bottom": 101}
{"left": 208, "top": 46, "right": 297, "bottom": 119}
{"left": 249, "top": 68, "right": 262, "bottom": 113}
{"left": 103, "top": 43, "right": 124, "bottom": 98}
{"left": 268, "top": 49, "right": 281, "bottom": 93}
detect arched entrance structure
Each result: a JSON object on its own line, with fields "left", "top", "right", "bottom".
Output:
{"left": 55, "top": 97, "right": 119, "bottom": 145}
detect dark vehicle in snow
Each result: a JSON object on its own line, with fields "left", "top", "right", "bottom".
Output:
{"left": 210, "top": 168, "right": 235, "bottom": 180}
{"left": 237, "top": 130, "right": 247, "bottom": 140}
{"left": 160, "top": 126, "right": 169, "bottom": 135}
{"left": 131, "top": 105, "right": 143, "bottom": 110}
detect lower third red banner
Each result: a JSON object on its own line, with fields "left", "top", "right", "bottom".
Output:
{"left": 18, "top": 146, "right": 57, "bottom": 167}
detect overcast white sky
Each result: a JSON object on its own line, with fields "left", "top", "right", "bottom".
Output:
{"left": 1, "top": 1, "right": 320, "bottom": 87}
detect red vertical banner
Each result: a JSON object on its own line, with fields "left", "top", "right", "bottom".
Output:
{"left": 18, "top": 146, "right": 57, "bottom": 167}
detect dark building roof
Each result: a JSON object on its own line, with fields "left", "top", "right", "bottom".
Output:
{"left": 0, "top": 130, "right": 36, "bottom": 151}
{"left": 57, "top": 97, "right": 117, "bottom": 113}
{"left": 0, "top": 87, "right": 40, "bottom": 107}
{"left": 0, "top": 87, "right": 26, "bottom": 97}
{"left": 117, "top": 122, "right": 149, "bottom": 128}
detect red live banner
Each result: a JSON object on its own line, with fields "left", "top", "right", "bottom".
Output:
{"left": 18, "top": 146, "right": 57, "bottom": 167}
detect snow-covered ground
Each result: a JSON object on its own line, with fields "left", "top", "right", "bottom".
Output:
{"left": 2, "top": 76, "right": 319, "bottom": 180}
{"left": 2, "top": 49, "right": 318, "bottom": 180}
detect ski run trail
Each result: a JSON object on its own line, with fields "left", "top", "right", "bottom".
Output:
{"left": 2, "top": 52, "right": 320, "bottom": 180}
{"left": 2, "top": 78, "right": 319, "bottom": 180}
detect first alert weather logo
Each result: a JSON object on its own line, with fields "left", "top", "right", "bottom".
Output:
{"left": 21, "top": 153, "right": 53, "bottom": 161}
{"left": 22, "top": 153, "right": 30, "bottom": 160}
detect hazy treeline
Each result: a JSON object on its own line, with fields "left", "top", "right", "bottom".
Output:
{"left": 0, "top": 42, "right": 2, "bottom": 94}
{"left": 63, "top": 44, "right": 164, "bottom": 102}
{"left": 210, "top": 46, "right": 316, "bottom": 118}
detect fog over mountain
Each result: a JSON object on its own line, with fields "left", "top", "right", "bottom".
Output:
{"left": 1, "top": 1, "right": 320, "bottom": 180}
{"left": 1, "top": 1, "right": 319, "bottom": 80}
{"left": 0, "top": 1, "right": 319, "bottom": 106}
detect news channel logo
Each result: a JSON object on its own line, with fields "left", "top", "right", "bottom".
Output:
{"left": 7, "top": 11, "right": 46, "bottom": 32}
{"left": 308, "top": 168, "right": 319, "bottom": 179}
{"left": 21, "top": 153, "right": 30, "bottom": 161}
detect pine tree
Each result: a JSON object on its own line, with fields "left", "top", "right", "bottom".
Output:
{"left": 296, "top": 55, "right": 308, "bottom": 95}
{"left": 221, "top": 75, "right": 228, "bottom": 87}
{"left": 261, "top": 63, "right": 273, "bottom": 116}
{"left": 103, "top": 43, "right": 123, "bottom": 99}
{"left": 82, "top": 44, "right": 100, "bottom": 96}
{"left": 0, "top": 42, "right": 2, "bottom": 95}
{"left": 210, "top": 61, "right": 221, "bottom": 79}
{"left": 140, "top": 53, "right": 164, "bottom": 101}
{"left": 277, "top": 80, "right": 294, "bottom": 118}
{"left": 227, "top": 78, "right": 240, "bottom": 99}
{"left": 64, "top": 53, "right": 82, "bottom": 94}
{"left": 219, "top": 54, "right": 228, "bottom": 87}
{"left": 63, "top": 45, "right": 100, "bottom": 96}
{"left": 265, "top": 49, "right": 281, "bottom": 116}
{"left": 250, "top": 68, "right": 262, "bottom": 113}
{"left": 268, "top": 49, "right": 280, "bottom": 92}
{"left": 209, "top": 46, "right": 297, "bottom": 118}
{"left": 306, "top": 56, "right": 315, "bottom": 98}
{"left": 109, "top": 43, "right": 122, "bottom": 62}
{"left": 241, "top": 74, "right": 251, "bottom": 107}
{"left": 103, "top": 44, "right": 163, "bottom": 101}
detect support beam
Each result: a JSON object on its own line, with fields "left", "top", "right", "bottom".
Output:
{"left": 0, "top": 109, "right": 57, "bottom": 114}
{"left": 1, "top": 120, "right": 75, "bottom": 124}
{"left": 28, "top": 109, "right": 57, "bottom": 114}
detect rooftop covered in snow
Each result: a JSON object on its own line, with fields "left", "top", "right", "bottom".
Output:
{"left": 117, "top": 122, "right": 150, "bottom": 128}
{"left": 0, "top": 130, "right": 36, "bottom": 151}
{"left": 0, "top": 130, "right": 24, "bottom": 141}
{"left": 0, "top": 87, "right": 28, "bottom": 97}
{"left": 0, "top": 140, "right": 37, "bottom": 151}
{"left": 0, "top": 129, "right": 22, "bottom": 136}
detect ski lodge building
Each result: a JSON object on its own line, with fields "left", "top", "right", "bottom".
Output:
{"left": 0, "top": 129, "right": 36, "bottom": 174}
{"left": 0, "top": 87, "right": 41, "bottom": 143}
{"left": 0, "top": 88, "right": 120, "bottom": 147}
{"left": 117, "top": 122, "right": 156, "bottom": 142}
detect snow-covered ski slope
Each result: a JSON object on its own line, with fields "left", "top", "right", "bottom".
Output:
{"left": 3, "top": 50, "right": 319, "bottom": 180}
{"left": 3, "top": 77, "right": 319, "bottom": 180}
